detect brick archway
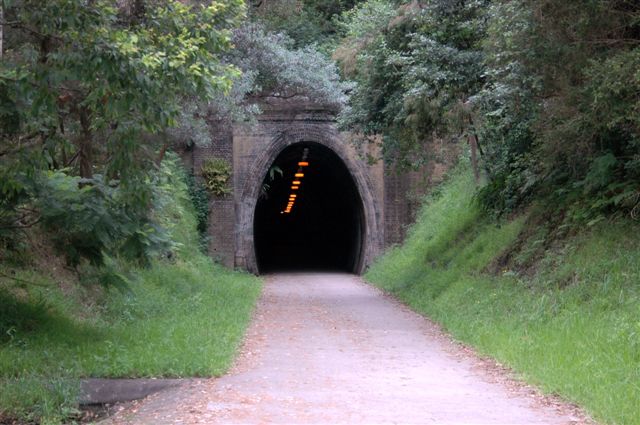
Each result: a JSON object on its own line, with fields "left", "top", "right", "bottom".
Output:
{"left": 234, "top": 126, "right": 383, "bottom": 274}
{"left": 191, "top": 99, "right": 435, "bottom": 274}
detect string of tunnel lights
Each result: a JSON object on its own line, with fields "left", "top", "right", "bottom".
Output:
{"left": 282, "top": 148, "right": 309, "bottom": 214}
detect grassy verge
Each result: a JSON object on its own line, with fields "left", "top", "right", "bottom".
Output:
{"left": 0, "top": 158, "right": 262, "bottom": 424}
{"left": 366, "top": 166, "right": 640, "bottom": 425}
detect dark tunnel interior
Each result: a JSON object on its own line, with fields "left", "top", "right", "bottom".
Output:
{"left": 254, "top": 142, "right": 365, "bottom": 274}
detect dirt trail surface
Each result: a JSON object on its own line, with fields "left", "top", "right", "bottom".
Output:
{"left": 103, "top": 273, "right": 591, "bottom": 424}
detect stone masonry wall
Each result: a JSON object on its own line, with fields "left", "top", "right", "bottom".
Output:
{"left": 383, "top": 138, "right": 461, "bottom": 247}
{"left": 193, "top": 120, "right": 235, "bottom": 268}
{"left": 231, "top": 99, "right": 385, "bottom": 274}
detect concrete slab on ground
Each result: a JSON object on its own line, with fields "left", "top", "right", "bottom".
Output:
{"left": 80, "top": 379, "right": 186, "bottom": 405}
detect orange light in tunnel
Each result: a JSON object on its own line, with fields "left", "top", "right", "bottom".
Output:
{"left": 294, "top": 173, "right": 304, "bottom": 178}
{"left": 290, "top": 194, "right": 297, "bottom": 198}
{"left": 292, "top": 181, "right": 301, "bottom": 185}
{"left": 298, "top": 161, "right": 309, "bottom": 167}
{"left": 291, "top": 186, "right": 299, "bottom": 190}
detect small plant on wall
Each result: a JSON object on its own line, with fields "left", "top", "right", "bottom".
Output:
{"left": 201, "top": 158, "right": 232, "bottom": 197}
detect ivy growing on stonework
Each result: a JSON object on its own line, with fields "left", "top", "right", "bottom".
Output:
{"left": 201, "top": 158, "right": 233, "bottom": 197}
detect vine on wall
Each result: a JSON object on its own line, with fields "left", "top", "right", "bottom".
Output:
{"left": 201, "top": 158, "right": 232, "bottom": 197}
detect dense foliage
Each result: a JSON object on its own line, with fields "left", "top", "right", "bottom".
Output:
{"left": 338, "top": 0, "right": 486, "bottom": 155}
{"left": 335, "top": 0, "right": 640, "bottom": 218}
{"left": 229, "top": 22, "right": 351, "bottom": 107}
{"left": 0, "top": 0, "right": 244, "bottom": 265}
{"left": 249, "top": 0, "right": 364, "bottom": 48}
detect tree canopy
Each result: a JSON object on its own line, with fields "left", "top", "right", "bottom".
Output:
{"left": 333, "top": 0, "right": 640, "bottom": 219}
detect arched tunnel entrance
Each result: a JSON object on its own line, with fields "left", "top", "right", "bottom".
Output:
{"left": 254, "top": 142, "right": 365, "bottom": 274}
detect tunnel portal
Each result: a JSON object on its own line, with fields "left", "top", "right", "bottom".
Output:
{"left": 254, "top": 142, "right": 365, "bottom": 273}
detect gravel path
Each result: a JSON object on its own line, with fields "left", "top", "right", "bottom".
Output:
{"left": 103, "top": 273, "right": 592, "bottom": 424}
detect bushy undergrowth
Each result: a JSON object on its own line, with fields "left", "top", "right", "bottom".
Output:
{"left": 367, "top": 166, "right": 640, "bottom": 425}
{"left": 0, "top": 157, "right": 261, "bottom": 424}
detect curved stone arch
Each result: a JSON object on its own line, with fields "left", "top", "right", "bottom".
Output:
{"left": 235, "top": 126, "right": 383, "bottom": 274}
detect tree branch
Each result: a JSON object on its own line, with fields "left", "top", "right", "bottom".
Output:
{"left": 0, "top": 20, "right": 63, "bottom": 42}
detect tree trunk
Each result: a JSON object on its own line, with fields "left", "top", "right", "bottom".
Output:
{"left": 468, "top": 134, "right": 480, "bottom": 184}
{"left": 1, "top": 1, "right": 4, "bottom": 59}
{"left": 156, "top": 141, "right": 169, "bottom": 167}
{"left": 129, "top": 0, "right": 146, "bottom": 24}
{"left": 78, "top": 108, "right": 93, "bottom": 179}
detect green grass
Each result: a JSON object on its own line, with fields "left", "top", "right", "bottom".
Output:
{"left": 366, "top": 166, "right": 640, "bottom": 425}
{"left": 0, "top": 158, "right": 262, "bottom": 424}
